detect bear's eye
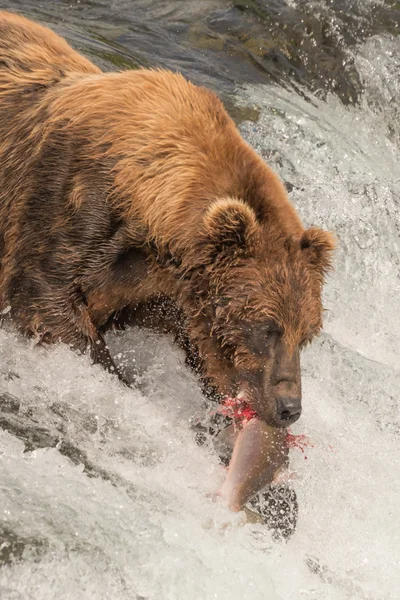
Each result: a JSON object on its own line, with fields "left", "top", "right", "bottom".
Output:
{"left": 244, "top": 321, "right": 281, "bottom": 356}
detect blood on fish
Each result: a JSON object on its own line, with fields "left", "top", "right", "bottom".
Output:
{"left": 219, "top": 397, "right": 258, "bottom": 424}
{"left": 221, "top": 396, "right": 314, "bottom": 450}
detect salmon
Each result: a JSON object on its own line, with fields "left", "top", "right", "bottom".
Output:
{"left": 217, "top": 418, "right": 289, "bottom": 512}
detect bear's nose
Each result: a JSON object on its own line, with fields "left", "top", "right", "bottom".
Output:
{"left": 276, "top": 397, "right": 302, "bottom": 424}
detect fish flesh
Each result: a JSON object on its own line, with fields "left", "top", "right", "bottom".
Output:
{"left": 217, "top": 418, "right": 289, "bottom": 512}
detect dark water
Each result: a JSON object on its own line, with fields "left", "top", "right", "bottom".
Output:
{"left": 2, "top": 0, "right": 399, "bottom": 107}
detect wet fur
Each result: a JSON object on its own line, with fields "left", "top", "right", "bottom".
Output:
{"left": 0, "top": 12, "right": 334, "bottom": 418}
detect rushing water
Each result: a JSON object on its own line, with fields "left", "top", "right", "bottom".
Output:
{"left": 0, "top": 1, "right": 399, "bottom": 599}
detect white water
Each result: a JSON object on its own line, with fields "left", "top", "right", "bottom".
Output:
{"left": 0, "top": 34, "right": 399, "bottom": 600}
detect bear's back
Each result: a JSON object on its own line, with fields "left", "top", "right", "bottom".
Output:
{"left": 0, "top": 11, "right": 100, "bottom": 81}
{"left": 0, "top": 11, "right": 303, "bottom": 263}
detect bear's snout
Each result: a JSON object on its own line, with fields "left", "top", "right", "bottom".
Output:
{"left": 275, "top": 396, "right": 302, "bottom": 424}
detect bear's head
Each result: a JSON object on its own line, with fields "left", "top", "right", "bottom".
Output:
{"left": 190, "top": 198, "right": 335, "bottom": 428}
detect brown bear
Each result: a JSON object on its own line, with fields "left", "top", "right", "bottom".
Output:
{"left": 0, "top": 11, "right": 334, "bottom": 427}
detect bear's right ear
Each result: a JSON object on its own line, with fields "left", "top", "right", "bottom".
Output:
{"left": 202, "top": 198, "right": 258, "bottom": 259}
{"left": 300, "top": 227, "right": 336, "bottom": 278}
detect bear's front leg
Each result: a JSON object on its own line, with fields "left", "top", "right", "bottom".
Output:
{"left": 7, "top": 282, "right": 128, "bottom": 384}
{"left": 89, "top": 332, "right": 131, "bottom": 386}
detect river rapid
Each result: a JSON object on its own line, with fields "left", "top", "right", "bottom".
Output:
{"left": 0, "top": 1, "right": 399, "bottom": 599}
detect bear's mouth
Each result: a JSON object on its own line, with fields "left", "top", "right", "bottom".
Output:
{"left": 231, "top": 386, "right": 290, "bottom": 429}
{"left": 236, "top": 389, "right": 249, "bottom": 403}
{"left": 219, "top": 390, "right": 259, "bottom": 425}
{"left": 236, "top": 387, "right": 265, "bottom": 421}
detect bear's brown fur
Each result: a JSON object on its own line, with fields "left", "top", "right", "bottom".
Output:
{"left": 0, "top": 11, "right": 334, "bottom": 426}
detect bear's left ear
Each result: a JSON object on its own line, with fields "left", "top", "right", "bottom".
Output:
{"left": 300, "top": 227, "right": 335, "bottom": 276}
{"left": 202, "top": 198, "right": 258, "bottom": 258}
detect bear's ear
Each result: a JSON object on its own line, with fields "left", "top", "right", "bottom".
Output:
{"left": 202, "top": 198, "right": 258, "bottom": 258}
{"left": 300, "top": 227, "right": 335, "bottom": 276}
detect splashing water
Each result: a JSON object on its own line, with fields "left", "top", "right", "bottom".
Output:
{"left": 0, "top": 18, "right": 399, "bottom": 600}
